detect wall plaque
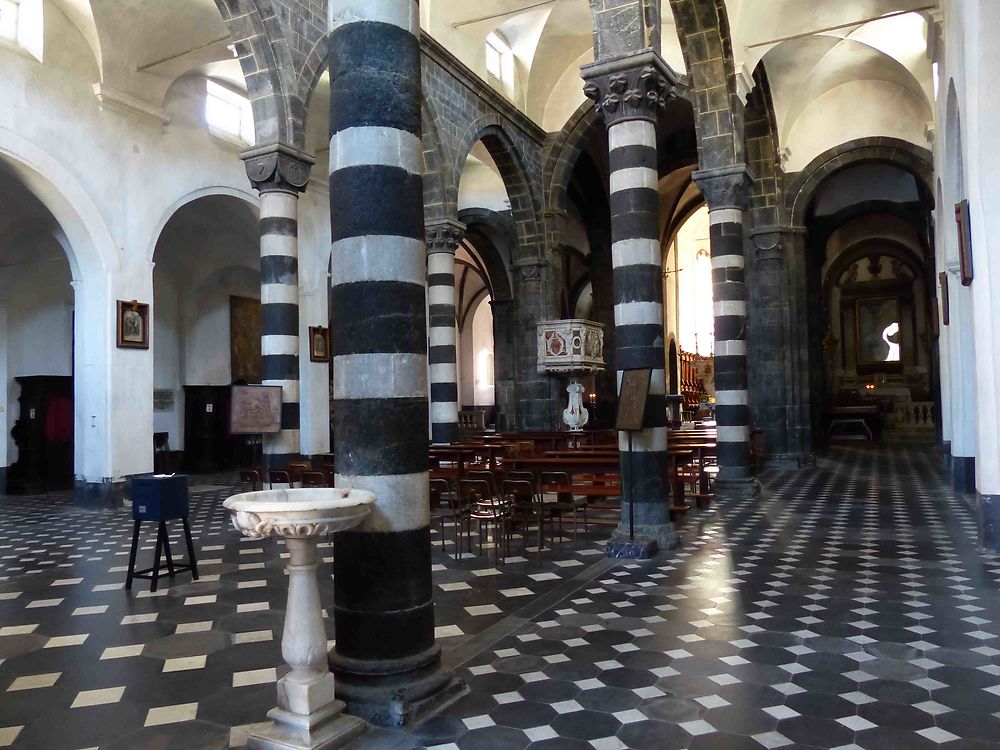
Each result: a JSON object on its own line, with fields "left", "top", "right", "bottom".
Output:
{"left": 616, "top": 368, "right": 651, "bottom": 432}
{"left": 230, "top": 385, "right": 282, "bottom": 435}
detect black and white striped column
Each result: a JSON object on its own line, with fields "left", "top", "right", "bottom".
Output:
{"left": 693, "top": 166, "right": 759, "bottom": 498}
{"left": 243, "top": 145, "right": 314, "bottom": 470}
{"left": 426, "top": 220, "right": 466, "bottom": 444}
{"left": 583, "top": 50, "right": 680, "bottom": 556}
{"left": 327, "top": 0, "right": 456, "bottom": 725}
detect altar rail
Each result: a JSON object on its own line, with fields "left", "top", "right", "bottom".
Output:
{"left": 887, "top": 401, "right": 935, "bottom": 430}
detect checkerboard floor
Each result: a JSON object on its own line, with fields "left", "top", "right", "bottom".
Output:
{"left": 2, "top": 447, "right": 1000, "bottom": 749}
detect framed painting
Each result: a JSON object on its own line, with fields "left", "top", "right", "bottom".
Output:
{"left": 855, "top": 297, "right": 902, "bottom": 366}
{"left": 616, "top": 368, "right": 651, "bottom": 432}
{"left": 955, "top": 199, "right": 974, "bottom": 286}
{"left": 117, "top": 300, "right": 149, "bottom": 349}
{"left": 309, "top": 325, "right": 331, "bottom": 363}
{"left": 229, "top": 384, "right": 282, "bottom": 435}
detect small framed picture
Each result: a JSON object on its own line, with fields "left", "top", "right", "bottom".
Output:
{"left": 117, "top": 300, "right": 149, "bottom": 349}
{"left": 955, "top": 199, "right": 974, "bottom": 286}
{"left": 309, "top": 326, "right": 330, "bottom": 363}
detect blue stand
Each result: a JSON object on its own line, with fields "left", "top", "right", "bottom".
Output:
{"left": 126, "top": 475, "right": 199, "bottom": 592}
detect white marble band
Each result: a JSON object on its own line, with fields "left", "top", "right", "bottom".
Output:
{"left": 709, "top": 208, "right": 743, "bottom": 225}
{"left": 610, "top": 167, "right": 657, "bottom": 193}
{"left": 266, "top": 428, "right": 300, "bottom": 454}
{"left": 427, "top": 285, "right": 455, "bottom": 307}
{"left": 717, "top": 425, "right": 751, "bottom": 443}
{"left": 261, "top": 284, "right": 298, "bottom": 306}
{"left": 612, "top": 238, "right": 660, "bottom": 268}
{"left": 715, "top": 340, "right": 747, "bottom": 357}
{"left": 336, "top": 471, "right": 429, "bottom": 532}
{"left": 333, "top": 353, "right": 427, "bottom": 400}
{"left": 261, "top": 191, "right": 297, "bottom": 220}
{"left": 715, "top": 390, "right": 749, "bottom": 406}
{"left": 429, "top": 362, "right": 458, "bottom": 383}
{"left": 329, "top": 126, "right": 423, "bottom": 176}
{"left": 618, "top": 426, "right": 668, "bottom": 452}
{"left": 331, "top": 236, "right": 425, "bottom": 286}
{"left": 262, "top": 379, "right": 300, "bottom": 403}
{"left": 261, "top": 235, "right": 298, "bottom": 258}
{"left": 711, "top": 254, "right": 744, "bottom": 270}
{"left": 609, "top": 119, "right": 655, "bottom": 150}
{"left": 429, "top": 327, "right": 455, "bottom": 348}
{"left": 262, "top": 335, "right": 298, "bottom": 357}
{"left": 329, "top": 0, "right": 419, "bottom": 34}
{"left": 713, "top": 300, "right": 747, "bottom": 317}
{"left": 431, "top": 401, "right": 458, "bottom": 423}
{"left": 615, "top": 301, "right": 664, "bottom": 327}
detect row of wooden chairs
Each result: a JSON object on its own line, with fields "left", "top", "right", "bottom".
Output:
{"left": 430, "top": 470, "right": 589, "bottom": 564}
{"left": 239, "top": 465, "right": 336, "bottom": 492}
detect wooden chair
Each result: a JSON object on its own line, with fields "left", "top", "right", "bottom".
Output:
{"left": 462, "top": 478, "right": 509, "bottom": 564}
{"left": 431, "top": 478, "right": 470, "bottom": 560}
{"left": 301, "top": 471, "right": 328, "bottom": 488}
{"left": 503, "top": 479, "right": 545, "bottom": 563}
{"left": 288, "top": 461, "right": 311, "bottom": 484}
{"left": 268, "top": 469, "right": 291, "bottom": 489}
{"left": 540, "top": 471, "right": 588, "bottom": 545}
{"left": 239, "top": 469, "right": 262, "bottom": 492}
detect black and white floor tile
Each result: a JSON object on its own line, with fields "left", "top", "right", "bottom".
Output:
{"left": 1, "top": 448, "right": 1000, "bottom": 749}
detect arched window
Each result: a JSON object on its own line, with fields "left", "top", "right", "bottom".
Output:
{"left": 0, "top": 0, "right": 42, "bottom": 61}
{"left": 485, "top": 32, "right": 514, "bottom": 95}
{"left": 205, "top": 81, "right": 255, "bottom": 146}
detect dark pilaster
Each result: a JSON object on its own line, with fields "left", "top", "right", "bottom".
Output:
{"left": 243, "top": 144, "right": 314, "bottom": 470}
{"left": 326, "top": 0, "right": 461, "bottom": 726}
{"left": 582, "top": 49, "right": 681, "bottom": 555}
{"left": 426, "top": 220, "right": 465, "bottom": 444}
{"left": 693, "top": 165, "right": 759, "bottom": 500}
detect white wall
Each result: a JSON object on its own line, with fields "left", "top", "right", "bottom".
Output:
{"left": 0, "top": 10, "right": 332, "bottom": 486}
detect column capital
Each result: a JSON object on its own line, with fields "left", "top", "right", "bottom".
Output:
{"left": 242, "top": 143, "right": 315, "bottom": 194}
{"left": 581, "top": 49, "right": 681, "bottom": 126}
{"left": 425, "top": 219, "right": 466, "bottom": 255}
{"left": 748, "top": 225, "right": 802, "bottom": 262}
{"left": 692, "top": 164, "right": 755, "bottom": 211}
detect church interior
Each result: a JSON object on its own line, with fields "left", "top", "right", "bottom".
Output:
{"left": 2, "top": 1, "right": 1000, "bottom": 749}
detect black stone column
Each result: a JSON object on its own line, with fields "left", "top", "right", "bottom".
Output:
{"left": 693, "top": 165, "right": 760, "bottom": 499}
{"left": 326, "top": 0, "right": 462, "bottom": 726}
{"left": 243, "top": 145, "right": 314, "bottom": 470}
{"left": 582, "top": 50, "right": 681, "bottom": 556}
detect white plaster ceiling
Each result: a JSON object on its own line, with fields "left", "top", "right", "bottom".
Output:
{"left": 726, "top": 1, "right": 934, "bottom": 170}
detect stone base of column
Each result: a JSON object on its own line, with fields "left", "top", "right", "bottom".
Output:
{"left": 979, "top": 495, "right": 1000, "bottom": 552}
{"left": 952, "top": 456, "right": 976, "bottom": 494}
{"left": 74, "top": 479, "right": 126, "bottom": 509}
{"left": 330, "top": 646, "right": 468, "bottom": 728}
{"left": 248, "top": 700, "right": 366, "bottom": 750}
{"left": 714, "top": 477, "right": 761, "bottom": 501}
{"left": 606, "top": 514, "right": 680, "bottom": 559}
{"left": 607, "top": 535, "right": 659, "bottom": 560}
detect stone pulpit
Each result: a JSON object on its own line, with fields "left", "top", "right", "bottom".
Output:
{"left": 537, "top": 320, "right": 606, "bottom": 431}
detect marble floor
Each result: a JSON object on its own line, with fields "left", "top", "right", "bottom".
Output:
{"left": 1, "top": 447, "right": 999, "bottom": 749}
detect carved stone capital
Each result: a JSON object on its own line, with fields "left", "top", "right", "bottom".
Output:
{"left": 692, "top": 164, "right": 755, "bottom": 211}
{"left": 242, "top": 143, "right": 315, "bottom": 194}
{"left": 581, "top": 49, "right": 681, "bottom": 126}
{"left": 425, "top": 219, "right": 466, "bottom": 255}
{"left": 513, "top": 259, "right": 548, "bottom": 282}
{"left": 749, "top": 226, "right": 786, "bottom": 263}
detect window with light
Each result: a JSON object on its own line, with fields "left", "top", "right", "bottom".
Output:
{"left": 485, "top": 32, "right": 513, "bottom": 92}
{"left": 0, "top": 0, "right": 19, "bottom": 43}
{"left": 205, "top": 80, "right": 255, "bottom": 146}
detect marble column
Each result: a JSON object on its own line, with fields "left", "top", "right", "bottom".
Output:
{"left": 244, "top": 145, "right": 314, "bottom": 470}
{"left": 425, "top": 219, "right": 465, "bottom": 444}
{"left": 693, "top": 165, "right": 760, "bottom": 499}
{"left": 582, "top": 49, "right": 680, "bottom": 556}
{"left": 326, "top": 0, "right": 460, "bottom": 725}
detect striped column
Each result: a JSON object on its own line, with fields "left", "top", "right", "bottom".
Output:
{"left": 693, "top": 166, "right": 759, "bottom": 498}
{"left": 327, "top": 0, "right": 457, "bottom": 725}
{"left": 426, "top": 219, "right": 466, "bottom": 444}
{"left": 583, "top": 50, "right": 680, "bottom": 556}
{"left": 243, "top": 145, "right": 314, "bottom": 470}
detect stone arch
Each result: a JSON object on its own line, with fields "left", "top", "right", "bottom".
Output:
{"left": 744, "top": 62, "right": 782, "bottom": 228}
{"left": 213, "top": 0, "right": 301, "bottom": 147}
{"left": 144, "top": 187, "right": 260, "bottom": 264}
{"left": 458, "top": 208, "right": 515, "bottom": 303}
{"left": 668, "top": 0, "right": 742, "bottom": 169}
{"left": 542, "top": 101, "right": 602, "bottom": 217}
{"left": 455, "top": 117, "right": 542, "bottom": 261}
{"left": 786, "top": 138, "right": 935, "bottom": 228}
{"left": 822, "top": 238, "right": 929, "bottom": 300}
{"left": 422, "top": 98, "right": 452, "bottom": 222}
{"left": 0, "top": 127, "right": 117, "bottom": 280}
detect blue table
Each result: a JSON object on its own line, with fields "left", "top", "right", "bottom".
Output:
{"left": 126, "top": 474, "right": 199, "bottom": 592}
